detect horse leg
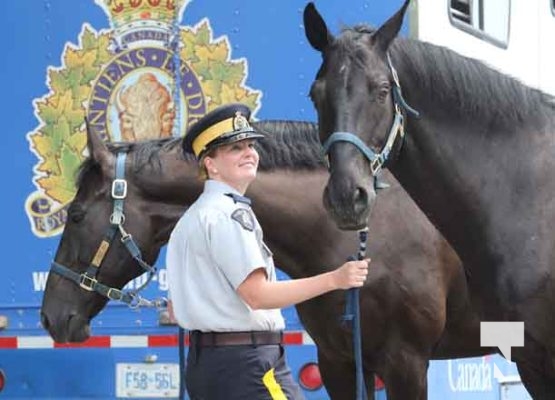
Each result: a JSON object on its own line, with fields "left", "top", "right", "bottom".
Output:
{"left": 317, "top": 348, "right": 375, "bottom": 400}
{"left": 380, "top": 349, "right": 428, "bottom": 400}
{"left": 516, "top": 335, "right": 555, "bottom": 400}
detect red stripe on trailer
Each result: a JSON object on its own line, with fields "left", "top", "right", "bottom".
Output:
{"left": 0, "top": 331, "right": 312, "bottom": 349}
{"left": 148, "top": 334, "right": 181, "bottom": 347}
{"left": 283, "top": 331, "right": 303, "bottom": 345}
{"left": 0, "top": 337, "right": 17, "bottom": 348}
{"left": 54, "top": 336, "right": 111, "bottom": 348}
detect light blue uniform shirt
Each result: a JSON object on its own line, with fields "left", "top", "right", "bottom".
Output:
{"left": 167, "top": 180, "right": 285, "bottom": 332}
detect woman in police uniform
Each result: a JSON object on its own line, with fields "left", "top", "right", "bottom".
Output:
{"left": 166, "top": 103, "right": 369, "bottom": 400}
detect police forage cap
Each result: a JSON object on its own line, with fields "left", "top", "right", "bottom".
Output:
{"left": 183, "top": 103, "right": 264, "bottom": 158}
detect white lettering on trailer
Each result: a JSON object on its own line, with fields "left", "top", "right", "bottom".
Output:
{"left": 32, "top": 271, "right": 49, "bottom": 291}
{"left": 31, "top": 269, "right": 169, "bottom": 292}
{"left": 448, "top": 356, "right": 493, "bottom": 392}
{"left": 158, "top": 268, "right": 168, "bottom": 291}
{"left": 123, "top": 269, "right": 168, "bottom": 290}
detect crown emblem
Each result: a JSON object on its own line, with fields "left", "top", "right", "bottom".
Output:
{"left": 95, "top": 0, "right": 189, "bottom": 49}
{"left": 233, "top": 112, "right": 250, "bottom": 131}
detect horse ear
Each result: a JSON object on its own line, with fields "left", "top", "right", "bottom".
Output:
{"left": 303, "top": 2, "right": 332, "bottom": 52}
{"left": 85, "top": 118, "right": 114, "bottom": 174}
{"left": 372, "top": 0, "right": 411, "bottom": 53}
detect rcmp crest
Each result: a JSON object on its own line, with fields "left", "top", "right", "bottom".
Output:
{"left": 26, "top": 0, "right": 261, "bottom": 237}
{"left": 231, "top": 209, "right": 255, "bottom": 232}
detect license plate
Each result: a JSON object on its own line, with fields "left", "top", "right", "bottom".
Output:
{"left": 116, "top": 363, "right": 180, "bottom": 398}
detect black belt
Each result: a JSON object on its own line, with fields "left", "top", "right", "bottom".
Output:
{"left": 190, "top": 330, "right": 283, "bottom": 347}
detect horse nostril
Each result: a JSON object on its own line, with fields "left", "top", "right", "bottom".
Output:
{"left": 353, "top": 187, "right": 368, "bottom": 213}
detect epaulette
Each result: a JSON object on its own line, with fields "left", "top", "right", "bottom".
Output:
{"left": 225, "top": 193, "right": 252, "bottom": 206}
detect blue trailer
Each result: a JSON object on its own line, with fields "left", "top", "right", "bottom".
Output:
{"left": 2, "top": 0, "right": 548, "bottom": 398}
{"left": 2, "top": 1, "right": 403, "bottom": 398}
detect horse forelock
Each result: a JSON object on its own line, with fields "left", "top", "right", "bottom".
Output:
{"left": 341, "top": 24, "right": 376, "bottom": 38}
{"left": 335, "top": 26, "right": 376, "bottom": 70}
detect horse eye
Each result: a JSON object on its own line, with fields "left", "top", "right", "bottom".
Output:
{"left": 68, "top": 204, "right": 86, "bottom": 224}
{"left": 377, "top": 84, "right": 391, "bottom": 103}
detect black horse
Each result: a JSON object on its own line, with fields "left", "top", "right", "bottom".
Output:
{"left": 40, "top": 121, "right": 489, "bottom": 399}
{"left": 304, "top": 1, "right": 555, "bottom": 398}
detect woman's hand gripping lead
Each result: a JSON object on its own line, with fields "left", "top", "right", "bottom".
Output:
{"left": 333, "top": 258, "right": 370, "bottom": 290}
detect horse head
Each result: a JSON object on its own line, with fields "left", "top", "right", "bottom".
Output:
{"left": 40, "top": 124, "right": 191, "bottom": 343}
{"left": 303, "top": 1, "right": 411, "bottom": 230}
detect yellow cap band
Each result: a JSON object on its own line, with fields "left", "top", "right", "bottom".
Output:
{"left": 191, "top": 117, "right": 236, "bottom": 156}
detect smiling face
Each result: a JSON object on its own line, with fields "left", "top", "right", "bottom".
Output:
{"left": 203, "top": 139, "right": 260, "bottom": 193}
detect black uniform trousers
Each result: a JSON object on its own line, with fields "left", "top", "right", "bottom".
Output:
{"left": 185, "top": 337, "right": 305, "bottom": 400}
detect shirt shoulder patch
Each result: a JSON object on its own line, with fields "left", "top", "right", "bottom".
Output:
{"left": 231, "top": 209, "right": 255, "bottom": 231}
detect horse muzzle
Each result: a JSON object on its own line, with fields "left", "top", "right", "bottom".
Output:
{"left": 323, "top": 182, "right": 375, "bottom": 231}
{"left": 40, "top": 310, "right": 91, "bottom": 343}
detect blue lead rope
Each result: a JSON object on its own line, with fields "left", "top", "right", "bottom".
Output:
{"left": 342, "top": 228, "right": 369, "bottom": 400}
{"left": 171, "top": 5, "right": 182, "bottom": 138}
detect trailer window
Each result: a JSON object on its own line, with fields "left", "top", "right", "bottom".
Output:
{"left": 449, "top": 0, "right": 510, "bottom": 48}
{"left": 450, "top": 0, "right": 471, "bottom": 24}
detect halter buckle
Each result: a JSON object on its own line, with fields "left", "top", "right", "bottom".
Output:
{"left": 107, "top": 288, "right": 123, "bottom": 301}
{"left": 79, "top": 274, "right": 97, "bottom": 291}
{"left": 370, "top": 157, "right": 383, "bottom": 176}
{"left": 111, "top": 179, "right": 128, "bottom": 199}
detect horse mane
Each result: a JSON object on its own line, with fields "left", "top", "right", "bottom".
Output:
{"left": 77, "top": 120, "right": 325, "bottom": 186}
{"left": 252, "top": 120, "right": 326, "bottom": 171}
{"left": 340, "top": 25, "right": 554, "bottom": 130}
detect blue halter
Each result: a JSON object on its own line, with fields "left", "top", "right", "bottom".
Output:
{"left": 50, "top": 152, "right": 166, "bottom": 309}
{"left": 322, "top": 53, "right": 420, "bottom": 176}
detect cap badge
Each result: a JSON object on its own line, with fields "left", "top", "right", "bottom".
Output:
{"left": 233, "top": 111, "right": 250, "bottom": 131}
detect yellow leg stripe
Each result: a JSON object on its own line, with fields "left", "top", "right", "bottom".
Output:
{"left": 262, "top": 368, "right": 287, "bottom": 400}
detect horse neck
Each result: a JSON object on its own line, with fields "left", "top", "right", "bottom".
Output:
{"left": 133, "top": 149, "right": 203, "bottom": 246}
{"left": 391, "top": 43, "right": 555, "bottom": 274}
{"left": 248, "top": 169, "right": 356, "bottom": 279}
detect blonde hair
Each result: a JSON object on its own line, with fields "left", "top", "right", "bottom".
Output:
{"left": 198, "top": 159, "right": 209, "bottom": 181}
{"left": 197, "top": 148, "right": 217, "bottom": 181}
